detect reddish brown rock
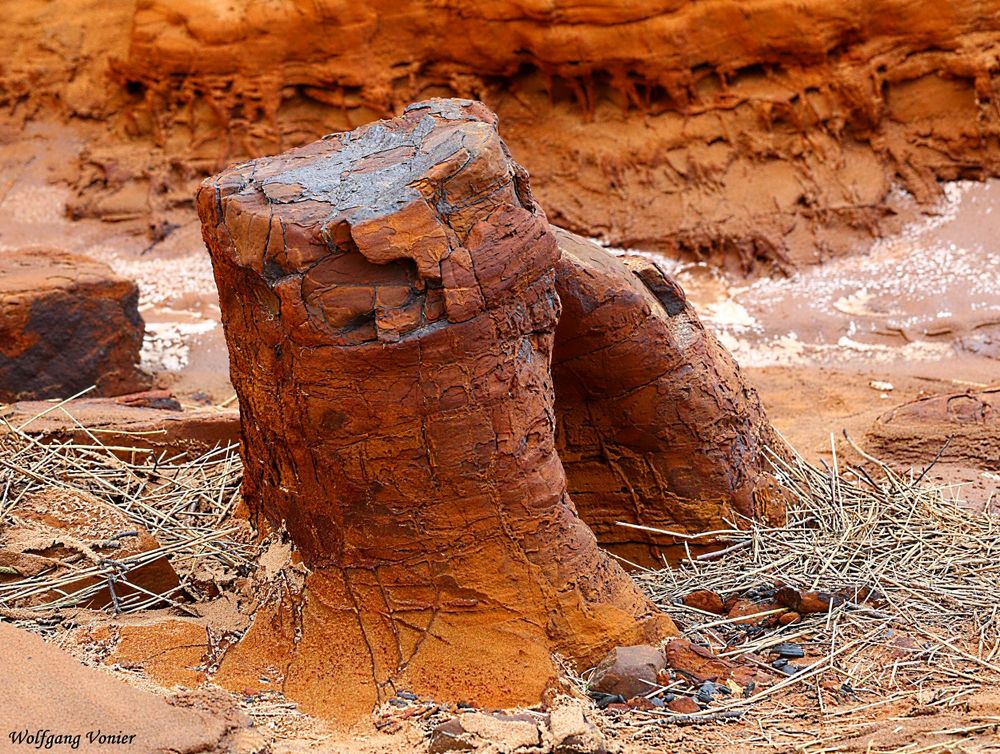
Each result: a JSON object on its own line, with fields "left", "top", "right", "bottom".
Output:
{"left": 0, "top": 248, "right": 150, "bottom": 402}
{"left": 666, "top": 696, "right": 701, "bottom": 714}
{"left": 198, "top": 98, "right": 673, "bottom": 725}
{"left": 0, "top": 488, "right": 179, "bottom": 610}
{"left": 681, "top": 590, "right": 727, "bottom": 615}
{"left": 664, "top": 639, "right": 756, "bottom": 686}
{"left": 589, "top": 645, "right": 666, "bottom": 699}
{"left": 553, "top": 230, "right": 787, "bottom": 565}
{"left": 726, "top": 598, "right": 784, "bottom": 626}
{"left": 775, "top": 587, "right": 846, "bottom": 615}
{"left": 778, "top": 611, "right": 802, "bottom": 626}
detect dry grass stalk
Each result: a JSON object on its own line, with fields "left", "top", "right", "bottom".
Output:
{"left": 0, "top": 403, "right": 255, "bottom": 615}
{"left": 611, "top": 442, "right": 1000, "bottom": 747}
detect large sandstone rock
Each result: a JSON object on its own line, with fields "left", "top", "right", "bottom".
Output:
{"left": 111, "top": 0, "right": 1000, "bottom": 271}
{"left": 198, "top": 98, "right": 673, "bottom": 725}
{"left": 553, "top": 229, "right": 787, "bottom": 565}
{"left": 0, "top": 249, "right": 150, "bottom": 402}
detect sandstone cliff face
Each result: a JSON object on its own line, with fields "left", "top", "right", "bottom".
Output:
{"left": 116, "top": 0, "right": 1000, "bottom": 270}
{"left": 198, "top": 99, "right": 673, "bottom": 724}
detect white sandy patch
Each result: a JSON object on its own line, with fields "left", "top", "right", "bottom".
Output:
{"left": 142, "top": 319, "right": 218, "bottom": 372}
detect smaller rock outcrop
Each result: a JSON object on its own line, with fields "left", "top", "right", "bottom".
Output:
{"left": 552, "top": 229, "right": 787, "bottom": 565}
{"left": 0, "top": 248, "right": 150, "bottom": 402}
{"left": 1, "top": 396, "right": 239, "bottom": 460}
{"left": 866, "top": 389, "right": 1000, "bottom": 468}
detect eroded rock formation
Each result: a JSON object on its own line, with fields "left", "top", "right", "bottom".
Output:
{"left": 198, "top": 99, "right": 673, "bottom": 724}
{"left": 866, "top": 389, "right": 1000, "bottom": 468}
{"left": 95, "top": 0, "right": 1000, "bottom": 271}
{"left": 0, "top": 249, "right": 150, "bottom": 402}
{"left": 552, "top": 230, "right": 787, "bottom": 564}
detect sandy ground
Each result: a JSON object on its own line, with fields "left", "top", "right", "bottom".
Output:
{"left": 2, "top": 118, "right": 1000, "bottom": 753}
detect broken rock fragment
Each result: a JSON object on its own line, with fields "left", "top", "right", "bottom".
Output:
{"left": 198, "top": 98, "right": 673, "bottom": 725}
{"left": 0, "top": 488, "right": 179, "bottom": 610}
{"left": 548, "top": 704, "right": 607, "bottom": 754}
{"left": 664, "top": 639, "right": 756, "bottom": 686}
{"left": 428, "top": 713, "right": 542, "bottom": 754}
{"left": 681, "top": 589, "right": 727, "bottom": 614}
{"left": 0, "top": 248, "right": 150, "bottom": 402}
{"left": 589, "top": 645, "right": 666, "bottom": 700}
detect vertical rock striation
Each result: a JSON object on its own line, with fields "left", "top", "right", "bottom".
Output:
{"left": 198, "top": 98, "right": 673, "bottom": 724}
{"left": 552, "top": 230, "right": 787, "bottom": 565}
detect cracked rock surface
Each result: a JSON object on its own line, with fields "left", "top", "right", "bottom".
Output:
{"left": 198, "top": 98, "right": 674, "bottom": 725}
{"left": 553, "top": 229, "right": 787, "bottom": 565}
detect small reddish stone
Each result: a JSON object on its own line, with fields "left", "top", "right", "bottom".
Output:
{"left": 682, "top": 589, "right": 726, "bottom": 614}
{"left": 797, "top": 591, "right": 840, "bottom": 613}
{"left": 778, "top": 611, "right": 801, "bottom": 625}
{"left": 626, "top": 697, "right": 657, "bottom": 710}
{"left": 666, "top": 696, "right": 700, "bottom": 714}
{"left": 726, "top": 598, "right": 781, "bottom": 626}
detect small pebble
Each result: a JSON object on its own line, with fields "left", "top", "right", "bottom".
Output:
{"left": 772, "top": 642, "right": 805, "bottom": 658}
{"left": 696, "top": 682, "right": 719, "bottom": 703}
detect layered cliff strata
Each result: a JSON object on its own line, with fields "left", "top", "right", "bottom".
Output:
{"left": 112, "top": 0, "right": 1000, "bottom": 270}
{"left": 198, "top": 99, "right": 674, "bottom": 723}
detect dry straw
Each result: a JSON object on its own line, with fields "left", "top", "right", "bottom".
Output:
{"left": 614, "top": 437, "right": 1000, "bottom": 747}
{"left": 0, "top": 402, "right": 254, "bottom": 616}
